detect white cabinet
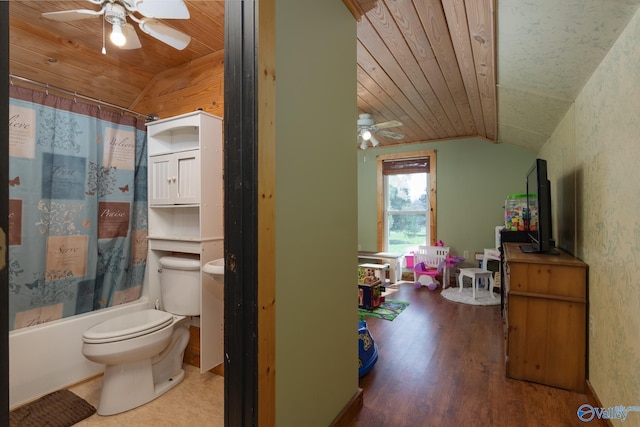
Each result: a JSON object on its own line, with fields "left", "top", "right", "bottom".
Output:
{"left": 146, "top": 111, "right": 224, "bottom": 373}
{"left": 146, "top": 111, "right": 224, "bottom": 242}
{"left": 149, "top": 150, "right": 200, "bottom": 205}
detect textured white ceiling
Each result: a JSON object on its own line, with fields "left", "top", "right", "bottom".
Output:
{"left": 496, "top": 0, "right": 640, "bottom": 152}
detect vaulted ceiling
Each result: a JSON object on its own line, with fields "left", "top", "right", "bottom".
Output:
{"left": 9, "top": 0, "right": 640, "bottom": 152}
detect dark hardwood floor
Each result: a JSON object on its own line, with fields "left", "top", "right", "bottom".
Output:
{"left": 350, "top": 282, "right": 600, "bottom": 427}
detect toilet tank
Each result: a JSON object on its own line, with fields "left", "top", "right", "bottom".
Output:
{"left": 159, "top": 255, "right": 201, "bottom": 316}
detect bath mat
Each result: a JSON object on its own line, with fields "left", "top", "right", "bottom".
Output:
{"left": 10, "top": 389, "right": 96, "bottom": 427}
{"left": 359, "top": 300, "right": 410, "bottom": 321}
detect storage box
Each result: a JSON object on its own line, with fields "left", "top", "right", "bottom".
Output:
{"left": 358, "top": 281, "right": 382, "bottom": 310}
{"left": 505, "top": 194, "right": 532, "bottom": 231}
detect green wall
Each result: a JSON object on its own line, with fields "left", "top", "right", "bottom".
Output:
{"left": 358, "top": 138, "right": 535, "bottom": 264}
{"left": 274, "top": 1, "right": 358, "bottom": 425}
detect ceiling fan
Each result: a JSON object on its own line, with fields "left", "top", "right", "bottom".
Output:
{"left": 357, "top": 113, "right": 404, "bottom": 149}
{"left": 41, "top": 0, "right": 192, "bottom": 51}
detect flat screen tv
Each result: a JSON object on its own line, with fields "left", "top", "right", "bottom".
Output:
{"left": 520, "top": 158, "right": 558, "bottom": 255}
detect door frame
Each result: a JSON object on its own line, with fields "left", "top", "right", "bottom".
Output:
{"left": 224, "top": 1, "right": 262, "bottom": 425}
{"left": 1, "top": 2, "right": 10, "bottom": 424}
{"left": 0, "top": 2, "right": 264, "bottom": 424}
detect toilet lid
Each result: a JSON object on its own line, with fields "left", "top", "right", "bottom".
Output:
{"left": 82, "top": 309, "right": 174, "bottom": 344}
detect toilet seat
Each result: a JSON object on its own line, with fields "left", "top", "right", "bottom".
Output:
{"left": 83, "top": 309, "right": 174, "bottom": 344}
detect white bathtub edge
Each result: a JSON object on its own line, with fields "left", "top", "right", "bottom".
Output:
{"left": 9, "top": 298, "right": 150, "bottom": 409}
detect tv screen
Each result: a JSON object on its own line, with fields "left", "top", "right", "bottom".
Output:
{"left": 520, "top": 159, "right": 558, "bottom": 255}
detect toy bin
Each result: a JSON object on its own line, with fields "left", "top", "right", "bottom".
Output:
{"left": 505, "top": 194, "right": 528, "bottom": 231}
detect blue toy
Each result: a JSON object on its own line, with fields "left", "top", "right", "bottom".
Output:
{"left": 358, "top": 319, "right": 378, "bottom": 377}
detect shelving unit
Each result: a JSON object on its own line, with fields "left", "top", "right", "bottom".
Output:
{"left": 146, "top": 111, "right": 224, "bottom": 373}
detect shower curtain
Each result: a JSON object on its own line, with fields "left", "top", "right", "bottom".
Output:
{"left": 8, "top": 85, "right": 148, "bottom": 331}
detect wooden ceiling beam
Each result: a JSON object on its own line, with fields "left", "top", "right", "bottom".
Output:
{"left": 343, "top": 0, "right": 379, "bottom": 21}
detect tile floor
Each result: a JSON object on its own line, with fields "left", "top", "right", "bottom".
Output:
{"left": 69, "top": 364, "right": 224, "bottom": 426}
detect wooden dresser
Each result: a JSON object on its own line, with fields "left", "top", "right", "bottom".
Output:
{"left": 503, "top": 242, "right": 588, "bottom": 392}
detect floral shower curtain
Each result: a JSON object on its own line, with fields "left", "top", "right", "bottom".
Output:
{"left": 8, "top": 85, "right": 148, "bottom": 331}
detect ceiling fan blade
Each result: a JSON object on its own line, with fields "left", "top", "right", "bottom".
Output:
{"left": 119, "top": 23, "right": 142, "bottom": 49}
{"left": 374, "top": 120, "right": 402, "bottom": 130}
{"left": 138, "top": 18, "right": 191, "bottom": 50}
{"left": 378, "top": 130, "right": 405, "bottom": 140}
{"left": 134, "top": 0, "right": 190, "bottom": 19}
{"left": 42, "top": 9, "right": 104, "bottom": 21}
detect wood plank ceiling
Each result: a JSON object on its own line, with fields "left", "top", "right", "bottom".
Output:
{"left": 351, "top": 0, "right": 496, "bottom": 148}
{"left": 8, "top": 0, "right": 495, "bottom": 148}
{"left": 9, "top": 0, "right": 225, "bottom": 113}
{"left": 11, "top": 0, "right": 640, "bottom": 152}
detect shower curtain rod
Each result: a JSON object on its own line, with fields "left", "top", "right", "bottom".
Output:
{"left": 9, "top": 74, "right": 156, "bottom": 121}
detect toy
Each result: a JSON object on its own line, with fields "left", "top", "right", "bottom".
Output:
{"left": 358, "top": 319, "right": 378, "bottom": 377}
{"left": 505, "top": 194, "right": 531, "bottom": 231}
{"left": 445, "top": 255, "right": 465, "bottom": 268}
{"left": 413, "top": 251, "right": 465, "bottom": 289}
{"left": 358, "top": 266, "right": 383, "bottom": 284}
{"left": 363, "top": 268, "right": 377, "bottom": 283}
{"left": 413, "top": 261, "right": 440, "bottom": 288}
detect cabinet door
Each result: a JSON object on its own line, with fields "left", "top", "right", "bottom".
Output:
{"left": 149, "top": 154, "right": 173, "bottom": 205}
{"left": 174, "top": 150, "right": 200, "bottom": 204}
{"left": 149, "top": 150, "right": 200, "bottom": 205}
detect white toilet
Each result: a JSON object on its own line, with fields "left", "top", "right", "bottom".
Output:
{"left": 82, "top": 255, "right": 201, "bottom": 416}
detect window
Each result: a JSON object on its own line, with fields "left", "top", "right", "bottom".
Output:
{"left": 377, "top": 151, "right": 436, "bottom": 254}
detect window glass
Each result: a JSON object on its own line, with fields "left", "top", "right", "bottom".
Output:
{"left": 385, "top": 173, "right": 428, "bottom": 254}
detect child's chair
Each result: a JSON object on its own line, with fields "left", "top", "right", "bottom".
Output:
{"left": 413, "top": 246, "right": 450, "bottom": 288}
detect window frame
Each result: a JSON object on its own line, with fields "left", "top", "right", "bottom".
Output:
{"left": 376, "top": 150, "right": 437, "bottom": 251}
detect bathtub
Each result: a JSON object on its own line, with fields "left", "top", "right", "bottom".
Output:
{"left": 9, "top": 297, "right": 150, "bottom": 409}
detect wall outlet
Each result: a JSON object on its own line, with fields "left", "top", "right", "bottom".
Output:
{"left": 589, "top": 314, "right": 595, "bottom": 338}
{"left": 463, "top": 250, "right": 469, "bottom": 259}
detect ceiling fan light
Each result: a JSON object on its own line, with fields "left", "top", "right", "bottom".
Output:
{"left": 370, "top": 134, "right": 380, "bottom": 147}
{"left": 110, "top": 23, "right": 127, "bottom": 47}
{"left": 362, "top": 130, "right": 372, "bottom": 141}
